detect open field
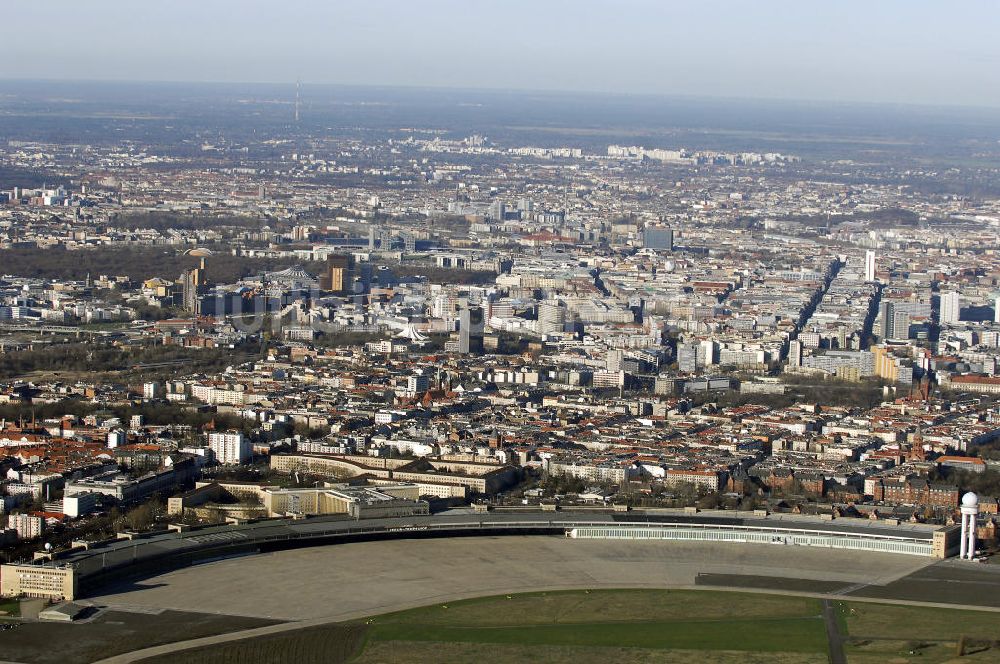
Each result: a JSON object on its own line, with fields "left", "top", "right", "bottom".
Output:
{"left": 140, "top": 624, "right": 366, "bottom": 664}
{"left": 840, "top": 600, "right": 1000, "bottom": 663}
{"left": 124, "top": 590, "right": 1000, "bottom": 664}
{"left": 140, "top": 590, "right": 829, "bottom": 664}
{"left": 364, "top": 590, "right": 828, "bottom": 653}
{"left": 0, "top": 609, "right": 277, "bottom": 664}
{"left": 367, "top": 588, "right": 819, "bottom": 626}
{"left": 80, "top": 589, "right": 1000, "bottom": 664}
{"left": 842, "top": 600, "right": 1000, "bottom": 641}
{"left": 355, "top": 642, "right": 820, "bottom": 664}
{"left": 845, "top": 640, "right": 999, "bottom": 664}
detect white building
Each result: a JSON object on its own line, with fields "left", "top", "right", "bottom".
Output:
{"left": 864, "top": 250, "right": 877, "bottom": 282}
{"left": 6, "top": 513, "right": 44, "bottom": 540}
{"left": 788, "top": 339, "right": 803, "bottom": 368}
{"left": 405, "top": 374, "right": 430, "bottom": 397}
{"left": 63, "top": 492, "right": 100, "bottom": 518}
{"left": 538, "top": 300, "right": 567, "bottom": 335}
{"left": 107, "top": 429, "right": 127, "bottom": 449}
{"left": 940, "top": 291, "right": 961, "bottom": 325}
{"left": 208, "top": 431, "right": 251, "bottom": 465}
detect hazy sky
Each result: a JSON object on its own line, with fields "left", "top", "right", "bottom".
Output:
{"left": 4, "top": 0, "right": 1000, "bottom": 108}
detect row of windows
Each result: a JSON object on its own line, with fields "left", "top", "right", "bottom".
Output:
{"left": 569, "top": 527, "right": 933, "bottom": 556}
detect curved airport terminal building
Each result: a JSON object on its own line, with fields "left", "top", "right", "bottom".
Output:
{"left": 0, "top": 508, "right": 962, "bottom": 601}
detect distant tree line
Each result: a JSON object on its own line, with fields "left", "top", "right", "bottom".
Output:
{"left": 0, "top": 246, "right": 308, "bottom": 283}
{"left": 0, "top": 340, "right": 254, "bottom": 379}
{"left": 107, "top": 211, "right": 264, "bottom": 232}
{"left": 0, "top": 397, "right": 255, "bottom": 435}
{"left": 0, "top": 245, "right": 497, "bottom": 287}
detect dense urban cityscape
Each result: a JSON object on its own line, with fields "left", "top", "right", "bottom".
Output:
{"left": 4, "top": 2, "right": 1000, "bottom": 662}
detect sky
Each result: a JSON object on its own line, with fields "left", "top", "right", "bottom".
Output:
{"left": 3, "top": 0, "right": 1000, "bottom": 108}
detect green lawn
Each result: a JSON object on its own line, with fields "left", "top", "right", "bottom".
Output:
{"left": 840, "top": 601, "right": 1000, "bottom": 641}
{"left": 371, "top": 589, "right": 820, "bottom": 627}
{"left": 370, "top": 616, "right": 827, "bottom": 653}
{"left": 845, "top": 639, "right": 998, "bottom": 664}
{"left": 356, "top": 641, "right": 821, "bottom": 664}
{"left": 363, "top": 590, "right": 828, "bottom": 656}
{"left": 129, "top": 591, "right": 1000, "bottom": 664}
{"left": 839, "top": 600, "right": 1000, "bottom": 663}
{"left": 138, "top": 624, "right": 365, "bottom": 664}
{"left": 0, "top": 598, "right": 20, "bottom": 617}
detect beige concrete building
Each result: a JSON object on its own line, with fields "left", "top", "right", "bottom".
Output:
{"left": 932, "top": 524, "right": 962, "bottom": 559}
{"left": 169, "top": 480, "right": 429, "bottom": 519}
{"left": 0, "top": 563, "right": 76, "bottom": 600}
{"left": 270, "top": 453, "right": 519, "bottom": 495}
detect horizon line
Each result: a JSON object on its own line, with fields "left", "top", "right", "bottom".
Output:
{"left": 1, "top": 76, "right": 999, "bottom": 116}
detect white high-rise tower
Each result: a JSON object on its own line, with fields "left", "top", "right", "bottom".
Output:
{"left": 864, "top": 250, "right": 877, "bottom": 282}
{"left": 940, "top": 291, "right": 961, "bottom": 325}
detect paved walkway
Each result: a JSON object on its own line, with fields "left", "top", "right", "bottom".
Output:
{"left": 820, "top": 599, "right": 846, "bottom": 664}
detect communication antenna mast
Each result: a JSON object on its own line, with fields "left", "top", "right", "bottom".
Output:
{"left": 294, "top": 79, "right": 300, "bottom": 124}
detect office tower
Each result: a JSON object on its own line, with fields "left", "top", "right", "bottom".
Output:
{"left": 994, "top": 295, "right": 1000, "bottom": 324}
{"left": 180, "top": 257, "right": 207, "bottom": 313}
{"left": 607, "top": 349, "right": 625, "bottom": 372}
{"left": 677, "top": 343, "right": 699, "bottom": 373}
{"left": 643, "top": 226, "right": 673, "bottom": 251}
{"left": 489, "top": 200, "right": 506, "bottom": 221}
{"left": 700, "top": 339, "right": 717, "bottom": 366}
{"left": 891, "top": 308, "right": 911, "bottom": 340}
{"left": 788, "top": 340, "right": 803, "bottom": 368}
{"left": 320, "top": 255, "right": 354, "bottom": 294}
{"left": 458, "top": 306, "right": 484, "bottom": 355}
{"left": 879, "top": 302, "right": 911, "bottom": 340}
{"left": 538, "top": 300, "right": 567, "bottom": 335}
{"left": 401, "top": 232, "right": 416, "bottom": 253}
{"left": 940, "top": 291, "right": 961, "bottom": 325}
{"left": 864, "top": 250, "right": 877, "bottom": 282}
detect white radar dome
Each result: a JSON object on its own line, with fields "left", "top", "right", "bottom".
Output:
{"left": 961, "top": 492, "right": 979, "bottom": 508}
